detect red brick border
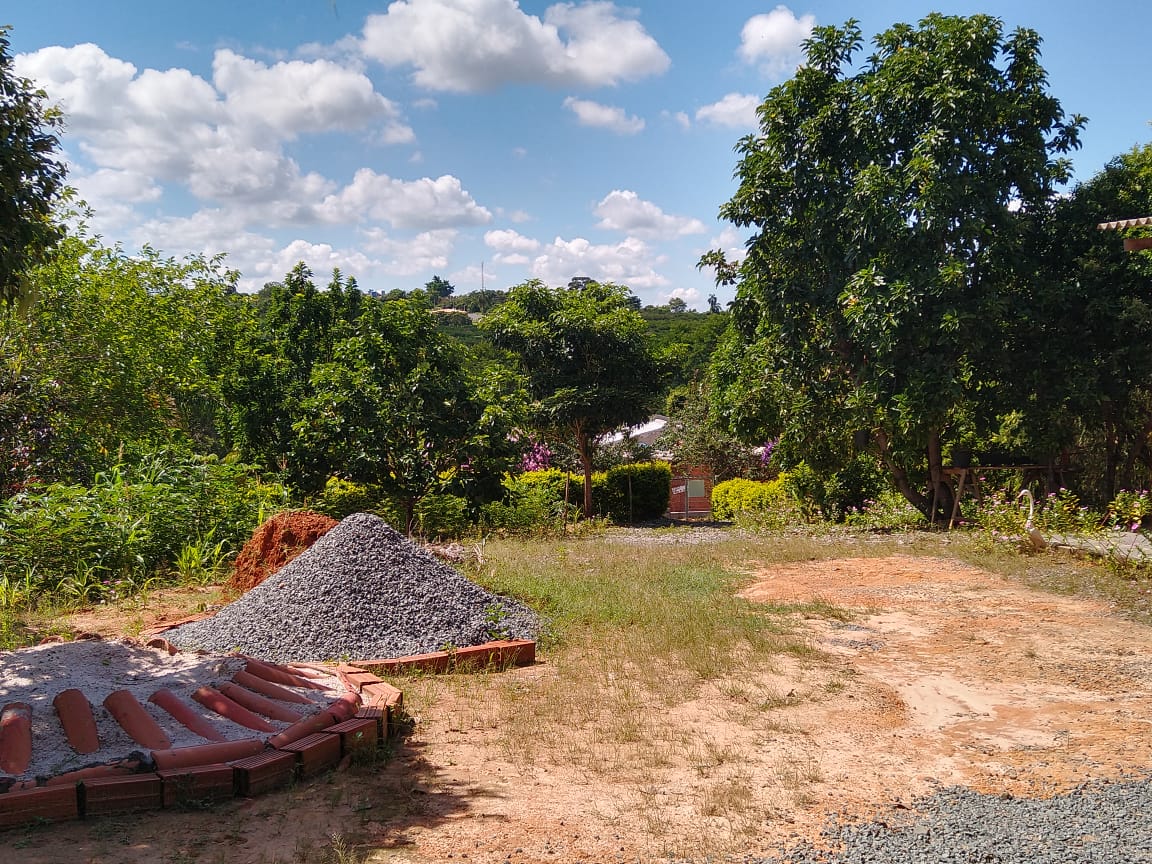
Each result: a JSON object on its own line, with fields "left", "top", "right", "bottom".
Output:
{"left": 0, "top": 638, "right": 536, "bottom": 830}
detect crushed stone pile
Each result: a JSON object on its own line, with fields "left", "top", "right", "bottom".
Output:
{"left": 228, "top": 509, "right": 338, "bottom": 592}
{"left": 166, "top": 512, "right": 539, "bottom": 663}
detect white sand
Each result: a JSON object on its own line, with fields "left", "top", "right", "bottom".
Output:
{"left": 0, "top": 639, "right": 341, "bottom": 781}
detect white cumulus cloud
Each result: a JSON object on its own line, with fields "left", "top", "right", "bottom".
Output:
{"left": 738, "top": 5, "right": 815, "bottom": 79}
{"left": 531, "top": 235, "right": 668, "bottom": 289}
{"left": 360, "top": 0, "right": 669, "bottom": 92}
{"left": 485, "top": 229, "right": 541, "bottom": 253}
{"left": 594, "top": 190, "right": 706, "bottom": 239}
{"left": 212, "top": 49, "right": 412, "bottom": 143}
{"left": 563, "top": 97, "right": 644, "bottom": 135}
{"left": 360, "top": 227, "right": 458, "bottom": 275}
{"left": 319, "top": 169, "right": 492, "bottom": 230}
{"left": 14, "top": 43, "right": 415, "bottom": 224}
{"left": 696, "top": 93, "right": 761, "bottom": 129}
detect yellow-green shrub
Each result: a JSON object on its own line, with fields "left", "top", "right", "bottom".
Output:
{"left": 711, "top": 475, "right": 789, "bottom": 520}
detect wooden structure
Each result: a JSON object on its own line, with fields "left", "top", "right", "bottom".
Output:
{"left": 1098, "top": 215, "right": 1152, "bottom": 251}
{"left": 934, "top": 464, "right": 1051, "bottom": 530}
{"left": 667, "top": 465, "right": 713, "bottom": 519}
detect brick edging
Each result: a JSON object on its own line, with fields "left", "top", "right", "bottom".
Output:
{"left": 0, "top": 638, "right": 536, "bottom": 829}
{"left": 0, "top": 672, "right": 397, "bottom": 828}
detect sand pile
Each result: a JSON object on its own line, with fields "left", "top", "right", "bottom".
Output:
{"left": 228, "top": 510, "right": 338, "bottom": 592}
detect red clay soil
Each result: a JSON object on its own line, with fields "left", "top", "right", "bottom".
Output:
{"left": 228, "top": 510, "right": 338, "bottom": 592}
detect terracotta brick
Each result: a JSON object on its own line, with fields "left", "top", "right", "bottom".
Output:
{"left": 355, "top": 639, "right": 535, "bottom": 675}
{"left": 360, "top": 682, "right": 404, "bottom": 709}
{"left": 230, "top": 750, "right": 297, "bottom": 797}
{"left": 277, "top": 732, "right": 342, "bottom": 778}
{"left": 355, "top": 706, "right": 387, "bottom": 740}
{"left": 0, "top": 785, "right": 78, "bottom": 827}
{"left": 44, "top": 761, "right": 140, "bottom": 787}
{"left": 158, "top": 764, "right": 236, "bottom": 807}
{"left": 81, "top": 774, "right": 163, "bottom": 817}
{"left": 340, "top": 670, "right": 382, "bottom": 691}
{"left": 327, "top": 717, "right": 379, "bottom": 756}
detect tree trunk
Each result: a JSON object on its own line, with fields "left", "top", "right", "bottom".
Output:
{"left": 875, "top": 429, "right": 932, "bottom": 518}
{"left": 404, "top": 498, "right": 417, "bottom": 537}
{"left": 1122, "top": 418, "right": 1152, "bottom": 493}
{"left": 1103, "top": 405, "right": 1120, "bottom": 501}
{"left": 575, "top": 427, "right": 594, "bottom": 518}
{"left": 926, "top": 428, "right": 954, "bottom": 524}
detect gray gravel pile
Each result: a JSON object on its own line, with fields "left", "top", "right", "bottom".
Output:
{"left": 759, "top": 777, "right": 1152, "bottom": 863}
{"left": 166, "top": 512, "right": 539, "bottom": 663}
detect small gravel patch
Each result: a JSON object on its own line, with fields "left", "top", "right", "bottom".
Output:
{"left": 754, "top": 777, "right": 1152, "bottom": 863}
{"left": 166, "top": 512, "right": 539, "bottom": 663}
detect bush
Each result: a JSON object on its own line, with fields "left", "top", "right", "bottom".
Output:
{"left": 821, "top": 456, "right": 887, "bottom": 522}
{"left": 482, "top": 470, "right": 577, "bottom": 535}
{"left": 313, "top": 477, "right": 381, "bottom": 520}
{"left": 843, "top": 489, "right": 926, "bottom": 530}
{"left": 0, "top": 449, "right": 287, "bottom": 607}
{"left": 416, "top": 494, "right": 471, "bottom": 539}
{"left": 711, "top": 477, "right": 789, "bottom": 520}
{"left": 483, "top": 464, "right": 670, "bottom": 531}
{"left": 595, "top": 462, "right": 671, "bottom": 523}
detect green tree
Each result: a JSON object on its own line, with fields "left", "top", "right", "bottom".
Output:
{"left": 424, "top": 274, "right": 454, "bottom": 301}
{"left": 1004, "top": 144, "right": 1152, "bottom": 499}
{"left": 655, "top": 382, "right": 764, "bottom": 481}
{"left": 1, "top": 25, "right": 68, "bottom": 307}
{"left": 223, "top": 263, "right": 362, "bottom": 489}
{"left": 702, "top": 14, "right": 1083, "bottom": 518}
{"left": 296, "top": 294, "right": 522, "bottom": 533}
{"left": 1, "top": 229, "right": 242, "bottom": 490}
{"left": 480, "top": 279, "right": 663, "bottom": 515}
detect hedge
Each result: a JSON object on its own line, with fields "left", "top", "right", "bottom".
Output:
{"left": 711, "top": 476, "right": 789, "bottom": 520}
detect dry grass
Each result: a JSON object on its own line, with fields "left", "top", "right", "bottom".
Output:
{"left": 383, "top": 528, "right": 880, "bottom": 857}
{"left": 10, "top": 525, "right": 1139, "bottom": 862}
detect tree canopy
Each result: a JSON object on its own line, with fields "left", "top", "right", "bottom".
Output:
{"left": 704, "top": 14, "right": 1084, "bottom": 517}
{"left": 0, "top": 25, "right": 68, "bottom": 307}
{"left": 480, "top": 279, "right": 662, "bottom": 515}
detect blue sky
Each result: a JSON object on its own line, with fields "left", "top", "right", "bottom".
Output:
{"left": 7, "top": 1, "right": 1151, "bottom": 307}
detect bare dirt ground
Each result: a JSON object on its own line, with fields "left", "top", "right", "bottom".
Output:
{"left": 6, "top": 552, "right": 1152, "bottom": 864}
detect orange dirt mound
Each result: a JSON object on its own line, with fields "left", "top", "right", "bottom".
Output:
{"left": 228, "top": 510, "right": 339, "bottom": 592}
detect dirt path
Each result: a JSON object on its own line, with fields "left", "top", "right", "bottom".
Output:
{"left": 737, "top": 555, "right": 1152, "bottom": 809}
{"left": 6, "top": 553, "right": 1152, "bottom": 863}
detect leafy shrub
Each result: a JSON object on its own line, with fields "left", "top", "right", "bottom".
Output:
{"left": 483, "top": 464, "right": 670, "bottom": 531}
{"left": 1106, "top": 489, "right": 1152, "bottom": 532}
{"left": 0, "top": 448, "right": 287, "bottom": 607}
{"left": 781, "top": 463, "right": 825, "bottom": 522}
{"left": 711, "top": 477, "right": 789, "bottom": 520}
{"left": 843, "top": 489, "right": 926, "bottom": 530}
{"left": 821, "top": 456, "right": 887, "bottom": 522}
{"left": 509, "top": 468, "right": 574, "bottom": 503}
{"left": 594, "top": 461, "right": 671, "bottom": 523}
{"left": 482, "top": 471, "right": 576, "bottom": 535}
{"left": 416, "top": 494, "right": 471, "bottom": 539}
{"left": 313, "top": 476, "right": 380, "bottom": 520}
{"left": 971, "top": 488, "right": 1029, "bottom": 539}
{"left": 1034, "top": 488, "right": 1099, "bottom": 534}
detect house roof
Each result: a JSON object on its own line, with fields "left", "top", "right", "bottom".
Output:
{"left": 600, "top": 415, "right": 668, "bottom": 446}
{"left": 1097, "top": 216, "right": 1152, "bottom": 230}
